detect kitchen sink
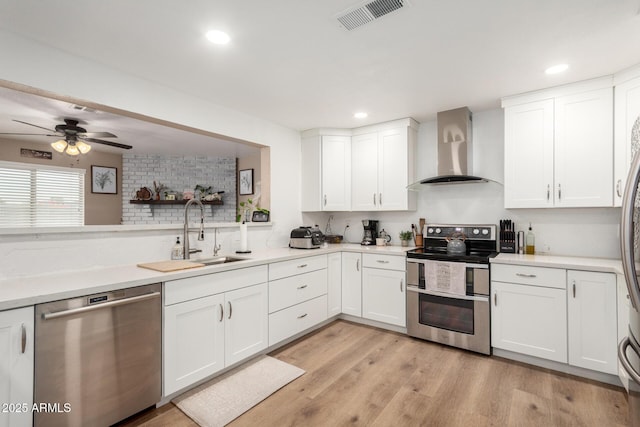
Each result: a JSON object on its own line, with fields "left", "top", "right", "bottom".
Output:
{"left": 198, "top": 256, "right": 246, "bottom": 265}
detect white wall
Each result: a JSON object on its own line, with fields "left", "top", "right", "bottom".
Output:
{"left": 304, "top": 108, "right": 621, "bottom": 259}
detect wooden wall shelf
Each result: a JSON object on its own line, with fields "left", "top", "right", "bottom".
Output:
{"left": 129, "top": 199, "right": 223, "bottom": 206}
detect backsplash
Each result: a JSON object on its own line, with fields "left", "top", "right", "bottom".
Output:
{"left": 122, "top": 154, "right": 237, "bottom": 224}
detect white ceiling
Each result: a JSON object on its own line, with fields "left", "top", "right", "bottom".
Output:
{"left": 0, "top": 0, "right": 639, "bottom": 154}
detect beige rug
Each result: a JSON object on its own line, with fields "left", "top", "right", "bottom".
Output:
{"left": 172, "top": 355, "right": 305, "bottom": 427}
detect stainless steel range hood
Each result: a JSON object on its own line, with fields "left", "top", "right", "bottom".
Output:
{"left": 415, "top": 107, "right": 488, "bottom": 185}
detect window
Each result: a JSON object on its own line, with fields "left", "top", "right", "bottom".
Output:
{"left": 0, "top": 161, "right": 85, "bottom": 228}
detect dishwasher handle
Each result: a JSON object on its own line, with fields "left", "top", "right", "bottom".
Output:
{"left": 41, "top": 292, "right": 161, "bottom": 321}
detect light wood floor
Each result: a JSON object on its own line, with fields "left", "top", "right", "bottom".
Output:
{"left": 121, "top": 320, "right": 629, "bottom": 427}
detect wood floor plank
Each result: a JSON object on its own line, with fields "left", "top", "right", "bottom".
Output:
{"left": 124, "top": 320, "right": 629, "bottom": 427}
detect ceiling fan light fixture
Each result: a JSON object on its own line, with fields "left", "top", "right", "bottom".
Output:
{"left": 51, "top": 139, "right": 67, "bottom": 153}
{"left": 76, "top": 140, "right": 92, "bottom": 154}
{"left": 65, "top": 144, "right": 80, "bottom": 156}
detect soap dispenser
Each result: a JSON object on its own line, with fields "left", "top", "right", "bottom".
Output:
{"left": 525, "top": 223, "right": 535, "bottom": 255}
{"left": 171, "top": 237, "right": 184, "bottom": 260}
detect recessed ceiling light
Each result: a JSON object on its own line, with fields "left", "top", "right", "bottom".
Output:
{"left": 206, "top": 30, "right": 230, "bottom": 45}
{"left": 545, "top": 64, "right": 569, "bottom": 75}
{"left": 354, "top": 112, "right": 368, "bottom": 119}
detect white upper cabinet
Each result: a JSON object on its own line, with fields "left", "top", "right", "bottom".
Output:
{"left": 301, "top": 133, "right": 351, "bottom": 211}
{"left": 502, "top": 77, "right": 614, "bottom": 208}
{"left": 301, "top": 118, "right": 417, "bottom": 212}
{"left": 613, "top": 67, "right": 640, "bottom": 206}
{"left": 351, "top": 120, "right": 417, "bottom": 211}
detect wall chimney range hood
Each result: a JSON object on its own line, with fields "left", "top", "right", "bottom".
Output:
{"left": 412, "top": 107, "right": 489, "bottom": 187}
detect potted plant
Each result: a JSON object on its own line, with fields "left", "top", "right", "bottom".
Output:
{"left": 399, "top": 231, "right": 413, "bottom": 246}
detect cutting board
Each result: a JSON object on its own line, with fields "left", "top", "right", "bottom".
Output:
{"left": 137, "top": 260, "right": 205, "bottom": 272}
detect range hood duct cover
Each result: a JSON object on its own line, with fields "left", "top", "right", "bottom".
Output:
{"left": 419, "top": 107, "right": 488, "bottom": 185}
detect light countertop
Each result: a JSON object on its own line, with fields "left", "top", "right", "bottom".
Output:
{"left": 491, "top": 253, "right": 622, "bottom": 274}
{"left": 0, "top": 243, "right": 414, "bottom": 311}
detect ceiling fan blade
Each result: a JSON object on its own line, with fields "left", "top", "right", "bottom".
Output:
{"left": 0, "top": 132, "right": 59, "bottom": 136}
{"left": 13, "top": 119, "right": 58, "bottom": 133}
{"left": 79, "top": 131, "right": 117, "bottom": 138}
{"left": 83, "top": 137, "right": 132, "bottom": 150}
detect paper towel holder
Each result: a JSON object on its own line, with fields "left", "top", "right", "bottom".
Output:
{"left": 236, "top": 221, "right": 252, "bottom": 254}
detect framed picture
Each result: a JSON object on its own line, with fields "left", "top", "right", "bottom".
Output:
{"left": 239, "top": 168, "right": 254, "bottom": 195}
{"left": 91, "top": 165, "right": 117, "bottom": 194}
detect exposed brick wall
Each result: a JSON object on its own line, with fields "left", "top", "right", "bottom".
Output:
{"left": 122, "top": 154, "right": 236, "bottom": 224}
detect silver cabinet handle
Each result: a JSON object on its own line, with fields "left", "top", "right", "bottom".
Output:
{"left": 376, "top": 260, "right": 390, "bottom": 264}
{"left": 494, "top": 293, "right": 498, "bottom": 306}
{"left": 373, "top": 193, "right": 376, "bottom": 206}
{"left": 219, "top": 304, "right": 224, "bottom": 322}
{"left": 379, "top": 193, "right": 382, "bottom": 205}
{"left": 297, "top": 285, "right": 308, "bottom": 290}
{"left": 572, "top": 280, "right": 576, "bottom": 298}
{"left": 356, "top": 258, "right": 360, "bottom": 272}
{"left": 228, "top": 301, "right": 232, "bottom": 319}
{"left": 21, "top": 323, "right": 26, "bottom": 354}
{"left": 297, "top": 264, "right": 308, "bottom": 269}
{"left": 617, "top": 179, "right": 622, "bottom": 198}
{"left": 547, "top": 184, "right": 550, "bottom": 201}
{"left": 515, "top": 273, "right": 537, "bottom": 278}
{"left": 324, "top": 195, "right": 327, "bottom": 206}
{"left": 297, "top": 313, "right": 308, "bottom": 319}
{"left": 42, "top": 292, "right": 160, "bottom": 320}
{"left": 400, "top": 279, "right": 403, "bottom": 292}
{"left": 558, "top": 183, "right": 562, "bottom": 200}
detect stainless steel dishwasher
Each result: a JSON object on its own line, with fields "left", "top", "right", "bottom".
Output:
{"left": 34, "top": 283, "right": 162, "bottom": 427}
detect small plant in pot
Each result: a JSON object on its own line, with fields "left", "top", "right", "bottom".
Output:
{"left": 399, "top": 231, "right": 413, "bottom": 246}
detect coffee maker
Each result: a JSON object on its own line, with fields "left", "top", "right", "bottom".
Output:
{"left": 361, "top": 219, "right": 379, "bottom": 245}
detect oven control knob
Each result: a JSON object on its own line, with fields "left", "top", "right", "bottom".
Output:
{"left": 427, "top": 227, "right": 434, "bottom": 234}
{"left": 435, "top": 228, "right": 441, "bottom": 234}
{"left": 472, "top": 228, "right": 480, "bottom": 235}
{"left": 482, "top": 229, "right": 489, "bottom": 235}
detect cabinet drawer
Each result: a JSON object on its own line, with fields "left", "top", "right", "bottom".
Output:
{"left": 269, "top": 269, "right": 327, "bottom": 313}
{"left": 269, "top": 255, "right": 327, "bottom": 280}
{"left": 269, "top": 295, "right": 328, "bottom": 345}
{"left": 491, "top": 264, "right": 565, "bottom": 289}
{"left": 362, "top": 253, "right": 405, "bottom": 271}
{"left": 165, "top": 265, "right": 268, "bottom": 305}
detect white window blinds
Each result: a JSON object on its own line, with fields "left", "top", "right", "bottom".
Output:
{"left": 0, "top": 161, "right": 85, "bottom": 227}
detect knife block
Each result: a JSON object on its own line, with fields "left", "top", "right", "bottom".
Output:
{"left": 499, "top": 241, "right": 515, "bottom": 253}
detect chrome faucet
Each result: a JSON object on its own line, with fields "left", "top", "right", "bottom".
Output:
{"left": 213, "top": 228, "right": 221, "bottom": 256}
{"left": 183, "top": 198, "right": 205, "bottom": 259}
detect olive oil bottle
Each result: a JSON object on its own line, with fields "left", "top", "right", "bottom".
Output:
{"left": 525, "top": 223, "right": 535, "bottom": 255}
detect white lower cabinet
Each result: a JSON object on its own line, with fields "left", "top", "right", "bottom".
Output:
{"left": 327, "top": 252, "right": 342, "bottom": 317}
{"left": 163, "top": 266, "right": 268, "bottom": 396}
{"left": 362, "top": 254, "right": 406, "bottom": 327}
{"left": 567, "top": 270, "right": 617, "bottom": 375}
{"left": 0, "top": 306, "right": 34, "bottom": 427}
{"left": 341, "top": 252, "right": 362, "bottom": 317}
{"left": 268, "top": 255, "right": 329, "bottom": 346}
{"left": 491, "top": 280, "right": 567, "bottom": 363}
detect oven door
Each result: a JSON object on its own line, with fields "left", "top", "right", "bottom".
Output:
{"left": 406, "top": 258, "right": 489, "bottom": 295}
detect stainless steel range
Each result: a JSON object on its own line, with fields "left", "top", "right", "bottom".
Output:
{"left": 406, "top": 223, "right": 497, "bottom": 355}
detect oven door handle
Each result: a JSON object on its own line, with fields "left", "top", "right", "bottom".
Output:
{"left": 406, "top": 285, "right": 489, "bottom": 302}
{"left": 406, "top": 259, "right": 489, "bottom": 270}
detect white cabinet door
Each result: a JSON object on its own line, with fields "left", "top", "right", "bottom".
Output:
{"left": 362, "top": 268, "right": 406, "bottom": 327}
{"left": 567, "top": 270, "right": 617, "bottom": 374}
{"left": 322, "top": 136, "right": 351, "bottom": 211}
{"left": 327, "top": 252, "right": 342, "bottom": 317}
{"left": 378, "top": 127, "right": 409, "bottom": 210}
{"left": 341, "top": 252, "right": 362, "bottom": 317}
{"left": 554, "top": 88, "right": 613, "bottom": 207}
{"left": 614, "top": 75, "right": 640, "bottom": 206}
{"left": 300, "top": 135, "right": 322, "bottom": 211}
{"left": 351, "top": 132, "right": 379, "bottom": 211}
{"left": 164, "top": 294, "right": 225, "bottom": 395}
{"left": 504, "top": 99, "right": 555, "bottom": 208}
{"left": 0, "top": 306, "right": 33, "bottom": 427}
{"left": 492, "top": 281, "right": 567, "bottom": 363}
{"left": 225, "top": 283, "right": 268, "bottom": 366}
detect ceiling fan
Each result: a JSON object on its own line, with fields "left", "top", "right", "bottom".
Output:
{"left": 0, "top": 118, "right": 133, "bottom": 155}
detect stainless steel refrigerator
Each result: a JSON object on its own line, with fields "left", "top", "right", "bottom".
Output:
{"left": 619, "top": 149, "right": 640, "bottom": 427}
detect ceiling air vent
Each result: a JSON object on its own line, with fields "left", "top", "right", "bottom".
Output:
{"left": 70, "top": 104, "right": 98, "bottom": 113}
{"left": 337, "top": 0, "right": 407, "bottom": 31}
